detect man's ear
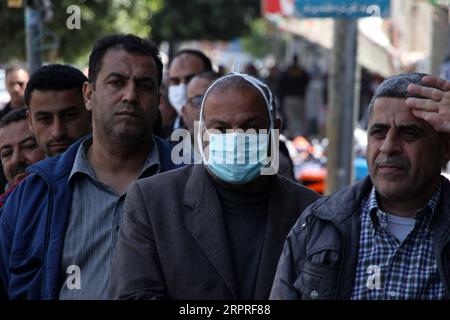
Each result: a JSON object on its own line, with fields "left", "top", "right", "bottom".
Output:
{"left": 83, "top": 81, "right": 93, "bottom": 111}
{"left": 26, "top": 109, "right": 34, "bottom": 133}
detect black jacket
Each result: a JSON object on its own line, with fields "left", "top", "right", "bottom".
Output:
{"left": 109, "top": 165, "right": 320, "bottom": 299}
{"left": 270, "top": 176, "right": 450, "bottom": 300}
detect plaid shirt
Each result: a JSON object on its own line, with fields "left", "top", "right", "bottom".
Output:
{"left": 351, "top": 186, "right": 446, "bottom": 300}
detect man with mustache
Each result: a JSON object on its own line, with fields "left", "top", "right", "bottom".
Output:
{"left": 25, "top": 64, "right": 92, "bottom": 157}
{"left": 0, "top": 107, "right": 44, "bottom": 191}
{"left": 0, "top": 65, "right": 90, "bottom": 208}
{"left": 0, "top": 65, "right": 30, "bottom": 191}
{"left": 0, "top": 34, "right": 180, "bottom": 299}
{"left": 108, "top": 73, "right": 319, "bottom": 300}
{"left": 270, "top": 73, "right": 450, "bottom": 300}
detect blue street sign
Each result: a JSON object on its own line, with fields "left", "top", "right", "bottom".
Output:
{"left": 295, "top": 0, "right": 390, "bottom": 18}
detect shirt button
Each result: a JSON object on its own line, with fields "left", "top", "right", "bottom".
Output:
{"left": 388, "top": 290, "right": 397, "bottom": 298}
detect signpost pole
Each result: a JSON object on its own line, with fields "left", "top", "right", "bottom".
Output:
{"left": 25, "top": 1, "right": 43, "bottom": 73}
{"left": 325, "top": 18, "right": 358, "bottom": 194}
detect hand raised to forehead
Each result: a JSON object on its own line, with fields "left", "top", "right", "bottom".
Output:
{"left": 406, "top": 75, "right": 450, "bottom": 133}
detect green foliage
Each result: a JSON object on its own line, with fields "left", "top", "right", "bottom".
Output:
{"left": 0, "top": 2, "right": 26, "bottom": 63}
{"left": 149, "top": 0, "right": 260, "bottom": 43}
{"left": 0, "top": 0, "right": 156, "bottom": 65}
{"left": 0, "top": 0, "right": 260, "bottom": 65}
{"left": 241, "top": 19, "right": 272, "bottom": 58}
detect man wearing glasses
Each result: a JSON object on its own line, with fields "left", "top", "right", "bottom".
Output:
{"left": 168, "top": 49, "right": 213, "bottom": 130}
{"left": 182, "top": 71, "right": 219, "bottom": 146}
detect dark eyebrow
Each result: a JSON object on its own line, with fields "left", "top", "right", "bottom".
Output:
{"left": 106, "top": 72, "right": 128, "bottom": 80}
{"left": 34, "top": 110, "right": 52, "bottom": 117}
{"left": 34, "top": 106, "right": 78, "bottom": 117}
{"left": 369, "top": 123, "right": 389, "bottom": 131}
{"left": 0, "top": 136, "right": 35, "bottom": 152}
{"left": 369, "top": 123, "right": 425, "bottom": 133}
{"left": 19, "top": 136, "right": 37, "bottom": 146}
{"left": 0, "top": 145, "right": 12, "bottom": 152}
{"left": 241, "top": 118, "right": 267, "bottom": 126}
{"left": 135, "top": 77, "right": 156, "bottom": 85}
{"left": 107, "top": 73, "right": 156, "bottom": 85}
{"left": 207, "top": 119, "right": 229, "bottom": 127}
{"left": 397, "top": 124, "right": 425, "bottom": 133}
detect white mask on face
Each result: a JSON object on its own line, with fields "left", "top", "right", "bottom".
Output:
{"left": 168, "top": 83, "right": 187, "bottom": 115}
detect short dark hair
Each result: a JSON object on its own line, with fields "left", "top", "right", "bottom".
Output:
{"left": 368, "top": 72, "right": 428, "bottom": 117}
{"left": 0, "top": 107, "right": 27, "bottom": 129}
{"left": 88, "top": 34, "right": 163, "bottom": 86}
{"left": 24, "top": 64, "right": 87, "bottom": 107}
{"left": 169, "top": 49, "right": 213, "bottom": 72}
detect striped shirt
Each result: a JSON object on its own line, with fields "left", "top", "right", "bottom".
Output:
{"left": 59, "top": 137, "right": 160, "bottom": 299}
{"left": 351, "top": 185, "right": 446, "bottom": 300}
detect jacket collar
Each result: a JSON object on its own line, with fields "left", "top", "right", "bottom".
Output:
{"left": 312, "top": 176, "right": 373, "bottom": 225}
{"left": 26, "top": 134, "right": 87, "bottom": 183}
{"left": 26, "top": 134, "right": 180, "bottom": 184}
{"left": 26, "top": 133, "right": 179, "bottom": 299}
{"left": 310, "top": 175, "right": 450, "bottom": 298}
{"left": 183, "top": 165, "right": 237, "bottom": 298}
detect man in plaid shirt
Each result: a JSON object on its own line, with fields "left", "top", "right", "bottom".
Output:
{"left": 270, "top": 73, "right": 450, "bottom": 300}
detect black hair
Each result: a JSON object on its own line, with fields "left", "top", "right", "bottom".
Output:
{"left": 169, "top": 49, "right": 213, "bottom": 72}
{"left": 0, "top": 107, "right": 27, "bottom": 129}
{"left": 24, "top": 64, "right": 87, "bottom": 107}
{"left": 88, "top": 34, "right": 163, "bottom": 86}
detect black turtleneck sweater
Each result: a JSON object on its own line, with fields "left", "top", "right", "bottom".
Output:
{"left": 214, "top": 182, "right": 270, "bottom": 299}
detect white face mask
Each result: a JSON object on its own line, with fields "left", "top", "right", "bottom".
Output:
{"left": 168, "top": 83, "right": 187, "bottom": 115}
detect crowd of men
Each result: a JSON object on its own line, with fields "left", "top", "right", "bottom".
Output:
{"left": 1, "top": 33, "right": 450, "bottom": 300}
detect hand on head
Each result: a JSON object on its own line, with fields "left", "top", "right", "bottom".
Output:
{"left": 406, "top": 75, "right": 450, "bottom": 133}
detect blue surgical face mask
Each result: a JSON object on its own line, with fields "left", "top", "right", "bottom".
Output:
{"left": 205, "top": 131, "right": 269, "bottom": 184}
{"left": 197, "top": 72, "right": 277, "bottom": 184}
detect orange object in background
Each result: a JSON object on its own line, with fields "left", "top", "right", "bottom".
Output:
{"left": 297, "top": 164, "right": 326, "bottom": 194}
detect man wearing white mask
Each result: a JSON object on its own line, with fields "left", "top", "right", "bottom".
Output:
{"left": 108, "top": 73, "right": 320, "bottom": 300}
{"left": 168, "top": 49, "right": 213, "bottom": 130}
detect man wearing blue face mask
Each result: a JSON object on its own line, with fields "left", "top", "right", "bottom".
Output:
{"left": 108, "top": 73, "right": 320, "bottom": 300}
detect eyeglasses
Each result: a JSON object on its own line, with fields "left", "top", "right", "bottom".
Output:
{"left": 186, "top": 94, "right": 204, "bottom": 109}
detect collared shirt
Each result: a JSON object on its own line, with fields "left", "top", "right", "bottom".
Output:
{"left": 59, "top": 137, "right": 160, "bottom": 299}
{"left": 351, "top": 185, "right": 446, "bottom": 300}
